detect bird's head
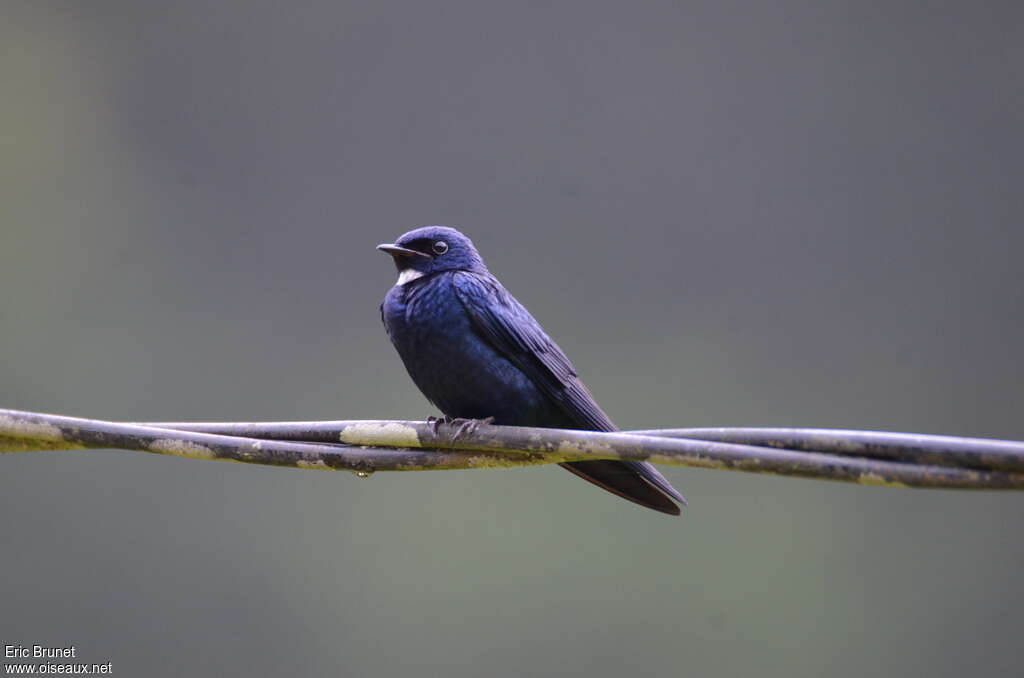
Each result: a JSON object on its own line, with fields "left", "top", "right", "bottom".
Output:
{"left": 377, "top": 226, "right": 486, "bottom": 285}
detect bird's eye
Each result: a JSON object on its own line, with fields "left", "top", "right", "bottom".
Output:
{"left": 432, "top": 240, "right": 448, "bottom": 255}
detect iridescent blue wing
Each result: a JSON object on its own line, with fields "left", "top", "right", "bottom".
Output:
{"left": 451, "top": 271, "right": 685, "bottom": 513}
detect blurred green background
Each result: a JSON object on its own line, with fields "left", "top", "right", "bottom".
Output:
{"left": 2, "top": 2, "right": 1022, "bottom": 676}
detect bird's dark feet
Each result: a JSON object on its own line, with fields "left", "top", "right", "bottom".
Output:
{"left": 450, "top": 416, "right": 496, "bottom": 441}
{"left": 427, "top": 415, "right": 453, "bottom": 435}
{"left": 426, "top": 415, "right": 495, "bottom": 440}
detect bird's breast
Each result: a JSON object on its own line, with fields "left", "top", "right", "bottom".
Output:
{"left": 381, "top": 274, "right": 555, "bottom": 424}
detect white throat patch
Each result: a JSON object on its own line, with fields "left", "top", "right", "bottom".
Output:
{"left": 397, "top": 269, "right": 426, "bottom": 286}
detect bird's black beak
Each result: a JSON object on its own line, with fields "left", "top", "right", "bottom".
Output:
{"left": 376, "top": 243, "right": 431, "bottom": 259}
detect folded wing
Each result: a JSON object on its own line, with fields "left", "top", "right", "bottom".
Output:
{"left": 451, "top": 271, "right": 685, "bottom": 515}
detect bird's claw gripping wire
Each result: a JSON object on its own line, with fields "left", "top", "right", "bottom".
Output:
{"left": 427, "top": 415, "right": 453, "bottom": 436}
{"left": 427, "top": 415, "right": 494, "bottom": 440}
{"left": 450, "top": 416, "right": 495, "bottom": 441}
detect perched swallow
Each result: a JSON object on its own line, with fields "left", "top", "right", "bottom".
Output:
{"left": 378, "top": 226, "right": 685, "bottom": 515}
